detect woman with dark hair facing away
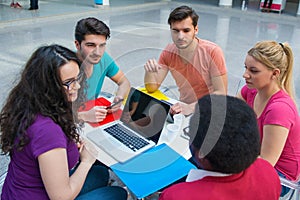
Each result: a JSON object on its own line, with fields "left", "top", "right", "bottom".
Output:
{"left": 237, "top": 40, "right": 300, "bottom": 197}
{"left": 0, "top": 44, "right": 127, "bottom": 200}
{"left": 159, "top": 95, "right": 281, "bottom": 200}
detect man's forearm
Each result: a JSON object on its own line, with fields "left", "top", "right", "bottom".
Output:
{"left": 116, "top": 78, "right": 130, "bottom": 99}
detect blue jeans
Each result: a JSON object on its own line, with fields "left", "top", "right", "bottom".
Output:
{"left": 70, "top": 164, "right": 127, "bottom": 200}
{"left": 76, "top": 186, "right": 127, "bottom": 200}
{"left": 277, "top": 171, "right": 291, "bottom": 197}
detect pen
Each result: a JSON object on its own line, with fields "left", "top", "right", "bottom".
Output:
{"left": 107, "top": 98, "right": 124, "bottom": 109}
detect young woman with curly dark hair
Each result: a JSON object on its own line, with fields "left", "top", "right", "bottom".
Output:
{"left": 0, "top": 44, "right": 127, "bottom": 200}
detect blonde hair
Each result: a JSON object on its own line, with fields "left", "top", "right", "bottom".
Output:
{"left": 247, "top": 40, "right": 295, "bottom": 100}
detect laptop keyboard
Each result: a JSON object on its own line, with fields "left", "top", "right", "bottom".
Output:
{"left": 104, "top": 124, "right": 150, "bottom": 152}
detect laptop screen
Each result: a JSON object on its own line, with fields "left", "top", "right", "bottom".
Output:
{"left": 120, "top": 88, "right": 171, "bottom": 143}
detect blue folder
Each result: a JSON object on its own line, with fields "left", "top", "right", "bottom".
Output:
{"left": 111, "top": 143, "right": 196, "bottom": 199}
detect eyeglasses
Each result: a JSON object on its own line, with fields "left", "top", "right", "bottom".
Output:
{"left": 62, "top": 72, "right": 84, "bottom": 90}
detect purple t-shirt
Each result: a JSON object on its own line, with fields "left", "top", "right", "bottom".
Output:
{"left": 1, "top": 115, "right": 80, "bottom": 200}
{"left": 241, "top": 86, "right": 300, "bottom": 181}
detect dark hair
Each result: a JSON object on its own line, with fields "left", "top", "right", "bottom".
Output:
{"left": 0, "top": 44, "right": 86, "bottom": 155}
{"left": 168, "top": 5, "right": 199, "bottom": 27}
{"left": 188, "top": 95, "right": 260, "bottom": 174}
{"left": 75, "top": 17, "right": 110, "bottom": 44}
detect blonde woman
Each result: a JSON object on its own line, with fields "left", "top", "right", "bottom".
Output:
{"left": 237, "top": 40, "right": 300, "bottom": 197}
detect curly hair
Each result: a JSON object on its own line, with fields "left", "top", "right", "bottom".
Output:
{"left": 0, "top": 44, "right": 87, "bottom": 155}
{"left": 188, "top": 94, "right": 260, "bottom": 174}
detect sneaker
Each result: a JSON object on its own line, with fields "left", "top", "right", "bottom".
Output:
{"left": 14, "top": 2, "right": 22, "bottom": 8}
{"left": 9, "top": 2, "right": 15, "bottom": 7}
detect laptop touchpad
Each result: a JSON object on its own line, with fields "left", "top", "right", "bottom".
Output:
{"left": 101, "top": 138, "right": 122, "bottom": 151}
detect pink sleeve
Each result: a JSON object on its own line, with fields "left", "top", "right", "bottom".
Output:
{"left": 264, "top": 102, "right": 294, "bottom": 129}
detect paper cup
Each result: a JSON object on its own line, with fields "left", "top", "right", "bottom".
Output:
{"left": 166, "top": 124, "right": 179, "bottom": 142}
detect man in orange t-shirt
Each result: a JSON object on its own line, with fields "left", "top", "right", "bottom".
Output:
{"left": 144, "top": 5, "right": 227, "bottom": 115}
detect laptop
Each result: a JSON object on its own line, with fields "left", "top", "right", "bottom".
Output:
{"left": 86, "top": 87, "right": 171, "bottom": 163}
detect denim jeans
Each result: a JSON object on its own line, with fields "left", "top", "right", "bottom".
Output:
{"left": 277, "top": 171, "right": 291, "bottom": 197}
{"left": 70, "top": 164, "right": 127, "bottom": 200}
{"left": 76, "top": 186, "right": 127, "bottom": 200}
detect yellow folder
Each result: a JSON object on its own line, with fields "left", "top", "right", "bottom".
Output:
{"left": 138, "top": 87, "right": 169, "bottom": 101}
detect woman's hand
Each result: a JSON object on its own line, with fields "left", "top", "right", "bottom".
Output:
{"left": 79, "top": 142, "right": 96, "bottom": 166}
